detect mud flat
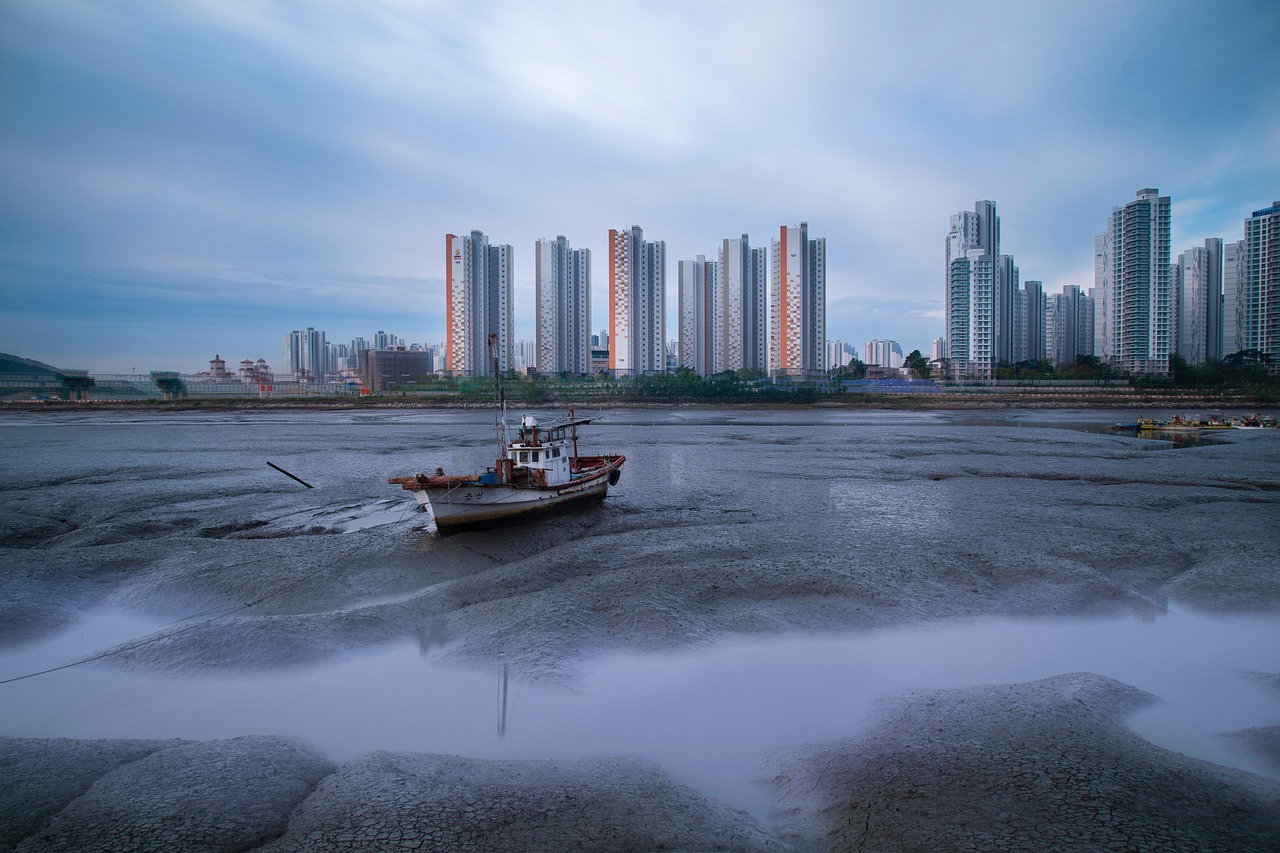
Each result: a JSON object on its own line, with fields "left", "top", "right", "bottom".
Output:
{"left": 5, "top": 673, "right": 1279, "bottom": 851}
{"left": 763, "top": 673, "right": 1280, "bottom": 852}
{"left": 2, "top": 410, "right": 1279, "bottom": 848}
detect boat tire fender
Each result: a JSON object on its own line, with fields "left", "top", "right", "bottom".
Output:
{"left": 609, "top": 468, "right": 620, "bottom": 486}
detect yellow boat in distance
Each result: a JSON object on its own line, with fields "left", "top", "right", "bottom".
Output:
{"left": 1136, "top": 415, "right": 1203, "bottom": 433}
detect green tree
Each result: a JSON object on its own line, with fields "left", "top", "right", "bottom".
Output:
{"left": 903, "top": 349, "right": 931, "bottom": 379}
{"left": 830, "top": 358, "right": 867, "bottom": 380}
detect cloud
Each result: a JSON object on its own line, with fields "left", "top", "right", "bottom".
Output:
{"left": 2, "top": 0, "right": 1279, "bottom": 370}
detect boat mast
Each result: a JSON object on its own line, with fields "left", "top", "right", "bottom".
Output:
{"left": 569, "top": 404, "right": 579, "bottom": 459}
{"left": 489, "top": 333, "right": 507, "bottom": 458}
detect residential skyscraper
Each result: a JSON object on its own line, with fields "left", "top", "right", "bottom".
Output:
{"left": 1174, "top": 238, "right": 1223, "bottom": 365}
{"left": 826, "top": 340, "right": 850, "bottom": 369}
{"left": 677, "top": 255, "right": 717, "bottom": 375}
{"left": 535, "top": 236, "right": 591, "bottom": 374}
{"left": 864, "top": 339, "right": 903, "bottom": 368}
{"left": 1045, "top": 285, "right": 1094, "bottom": 366}
{"left": 945, "top": 201, "right": 1002, "bottom": 378}
{"left": 445, "top": 230, "right": 514, "bottom": 376}
{"left": 770, "top": 222, "right": 826, "bottom": 376}
{"left": 281, "top": 327, "right": 327, "bottom": 380}
{"left": 608, "top": 225, "right": 666, "bottom": 375}
{"left": 998, "top": 254, "right": 1018, "bottom": 365}
{"left": 1096, "top": 188, "right": 1173, "bottom": 373}
{"left": 719, "top": 235, "right": 769, "bottom": 373}
{"left": 1238, "top": 200, "right": 1280, "bottom": 370}
{"left": 1022, "top": 280, "right": 1045, "bottom": 363}
{"left": 1223, "top": 239, "right": 1245, "bottom": 356}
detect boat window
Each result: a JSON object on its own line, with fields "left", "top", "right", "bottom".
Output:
{"left": 531, "top": 451, "right": 540, "bottom": 462}
{"left": 518, "top": 452, "right": 528, "bottom": 463}
{"left": 552, "top": 448, "right": 560, "bottom": 458}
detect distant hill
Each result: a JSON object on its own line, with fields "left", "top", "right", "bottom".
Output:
{"left": 0, "top": 353, "right": 64, "bottom": 375}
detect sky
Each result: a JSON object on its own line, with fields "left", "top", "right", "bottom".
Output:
{"left": 2, "top": 0, "right": 1278, "bottom": 374}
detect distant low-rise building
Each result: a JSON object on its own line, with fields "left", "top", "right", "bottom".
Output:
{"left": 361, "top": 347, "right": 430, "bottom": 391}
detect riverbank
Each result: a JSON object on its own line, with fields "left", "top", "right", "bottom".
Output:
{"left": 3, "top": 390, "right": 1278, "bottom": 413}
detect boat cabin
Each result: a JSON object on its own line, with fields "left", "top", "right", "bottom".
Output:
{"left": 505, "top": 415, "right": 574, "bottom": 486}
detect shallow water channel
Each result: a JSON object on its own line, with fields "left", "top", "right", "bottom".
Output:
{"left": 3, "top": 603, "right": 1278, "bottom": 820}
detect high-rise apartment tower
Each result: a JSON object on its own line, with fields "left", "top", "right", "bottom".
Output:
{"left": 1174, "top": 238, "right": 1223, "bottom": 365}
{"left": 1238, "top": 201, "right": 1280, "bottom": 371}
{"left": 445, "top": 230, "right": 514, "bottom": 376}
{"left": 608, "top": 226, "right": 666, "bottom": 375}
{"left": 945, "top": 201, "right": 1005, "bottom": 378}
{"left": 535, "top": 236, "right": 591, "bottom": 375}
{"left": 770, "top": 222, "right": 826, "bottom": 376}
{"left": 719, "top": 235, "right": 769, "bottom": 374}
{"left": 1095, "top": 188, "right": 1173, "bottom": 374}
{"left": 677, "top": 255, "right": 716, "bottom": 376}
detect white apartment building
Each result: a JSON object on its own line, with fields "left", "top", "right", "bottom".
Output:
{"left": 445, "top": 230, "right": 514, "bottom": 376}
{"left": 719, "top": 235, "right": 769, "bottom": 374}
{"left": 1174, "top": 238, "right": 1223, "bottom": 365}
{"left": 1045, "top": 285, "right": 1094, "bottom": 366}
{"left": 678, "top": 255, "right": 717, "bottom": 375}
{"left": 1095, "top": 188, "right": 1173, "bottom": 374}
{"left": 535, "top": 236, "right": 591, "bottom": 374}
{"left": 281, "top": 327, "right": 327, "bottom": 380}
{"left": 864, "top": 339, "right": 903, "bottom": 368}
{"left": 608, "top": 226, "right": 666, "bottom": 376}
{"left": 1238, "top": 200, "right": 1280, "bottom": 370}
{"left": 945, "top": 201, "right": 1006, "bottom": 378}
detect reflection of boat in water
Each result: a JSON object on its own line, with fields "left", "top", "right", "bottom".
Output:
{"left": 389, "top": 336, "right": 624, "bottom": 536}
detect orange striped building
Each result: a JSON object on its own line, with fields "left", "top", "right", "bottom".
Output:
{"left": 770, "top": 222, "right": 826, "bottom": 376}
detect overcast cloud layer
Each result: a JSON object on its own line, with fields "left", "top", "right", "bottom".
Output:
{"left": 2, "top": 0, "right": 1278, "bottom": 373}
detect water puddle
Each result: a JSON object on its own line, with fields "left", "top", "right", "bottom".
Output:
{"left": 1, "top": 605, "right": 1277, "bottom": 821}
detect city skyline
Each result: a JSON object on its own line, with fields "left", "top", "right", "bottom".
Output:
{"left": 2, "top": 1, "right": 1278, "bottom": 373}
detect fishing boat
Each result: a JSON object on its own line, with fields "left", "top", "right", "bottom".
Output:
{"left": 1233, "top": 414, "right": 1277, "bottom": 429}
{"left": 388, "top": 336, "right": 624, "bottom": 535}
{"left": 1198, "top": 415, "right": 1235, "bottom": 430}
{"left": 389, "top": 413, "right": 624, "bottom": 535}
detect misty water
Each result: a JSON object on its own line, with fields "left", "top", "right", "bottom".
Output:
{"left": 2, "top": 408, "right": 1278, "bottom": 820}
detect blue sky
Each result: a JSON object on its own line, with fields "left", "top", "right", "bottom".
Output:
{"left": 2, "top": 0, "right": 1278, "bottom": 373}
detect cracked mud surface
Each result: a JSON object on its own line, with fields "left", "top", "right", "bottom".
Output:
{"left": 763, "top": 673, "right": 1280, "bottom": 852}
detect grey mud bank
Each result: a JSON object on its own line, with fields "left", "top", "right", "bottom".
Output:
{"left": 5, "top": 674, "right": 1279, "bottom": 851}
{"left": 2, "top": 409, "right": 1279, "bottom": 849}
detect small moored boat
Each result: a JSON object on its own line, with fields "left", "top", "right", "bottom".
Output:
{"left": 389, "top": 412, "right": 624, "bottom": 536}
{"left": 392, "top": 336, "right": 625, "bottom": 535}
{"left": 1137, "top": 416, "right": 1201, "bottom": 433}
